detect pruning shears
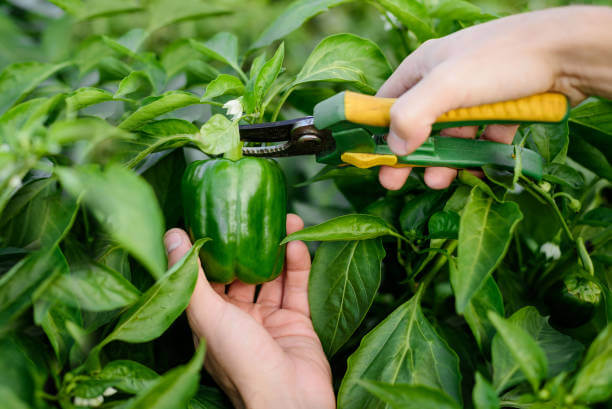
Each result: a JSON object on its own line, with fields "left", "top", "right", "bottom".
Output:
{"left": 239, "top": 91, "right": 570, "bottom": 180}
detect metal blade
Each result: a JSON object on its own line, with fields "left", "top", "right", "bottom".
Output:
{"left": 238, "top": 117, "right": 312, "bottom": 142}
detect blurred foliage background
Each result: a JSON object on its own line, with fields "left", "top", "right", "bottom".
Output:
{"left": 1, "top": 1, "right": 610, "bottom": 407}
{"left": 6, "top": 0, "right": 597, "bottom": 231}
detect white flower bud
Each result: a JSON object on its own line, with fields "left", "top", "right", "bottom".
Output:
{"left": 223, "top": 99, "right": 243, "bottom": 121}
{"left": 8, "top": 175, "right": 21, "bottom": 189}
{"left": 74, "top": 397, "right": 87, "bottom": 406}
{"left": 88, "top": 396, "right": 104, "bottom": 407}
{"left": 103, "top": 387, "right": 117, "bottom": 397}
{"left": 540, "top": 242, "right": 561, "bottom": 260}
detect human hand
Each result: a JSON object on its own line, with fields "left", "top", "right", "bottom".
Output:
{"left": 164, "top": 214, "right": 335, "bottom": 409}
{"left": 377, "top": 5, "right": 612, "bottom": 190}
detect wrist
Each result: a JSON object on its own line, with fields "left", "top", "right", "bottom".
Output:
{"left": 549, "top": 6, "right": 612, "bottom": 101}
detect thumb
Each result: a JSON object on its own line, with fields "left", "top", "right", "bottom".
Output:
{"left": 164, "top": 228, "right": 224, "bottom": 336}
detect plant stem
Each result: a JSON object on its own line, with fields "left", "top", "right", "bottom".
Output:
{"left": 271, "top": 86, "right": 296, "bottom": 122}
{"left": 416, "top": 240, "right": 458, "bottom": 285}
{"left": 39, "top": 392, "right": 58, "bottom": 401}
{"left": 521, "top": 177, "right": 574, "bottom": 241}
{"left": 514, "top": 231, "right": 524, "bottom": 272}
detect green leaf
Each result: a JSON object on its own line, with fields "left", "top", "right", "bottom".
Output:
{"left": 570, "top": 99, "right": 612, "bottom": 137}
{"left": 568, "top": 131, "right": 612, "bottom": 181}
{"left": 578, "top": 207, "right": 612, "bottom": 227}
{"left": 125, "top": 340, "right": 206, "bottom": 409}
{"left": 473, "top": 373, "right": 500, "bottom": 409}
{"left": 482, "top": 166, "right": 515, "bottom": 190}
{"left": 119, "top": 91, "right": 201, "bottom": 131}
{"left": 56, "top": 164, "right": 167, "bottom": 279}
{"left": 429, "top": 0, "right": 495, "bottom": 22}
{"left": 71, "top": 379, "right": 118, "bottom": 399}
{"left": 0, "top": 95, "right": 63, "bottom": 134}
{"left": 338, "top": 293, "right": 462, "bottom": 408}
{"left": 189, "top": 385, "right": 232, "bottom": 409}
{"left": 65, "top": 87, "right": 114, "bottom": 115}
{"left": 49, "top": 0, "right": 142, "bottom": 21}
{"left": 146, "top": 0, "right": 230, "bottom": 34}
{"left": 282, "top": 214, "right": 402, "bottom": 243}
{"left": 400, "top": 190, "right": 446, "bottom": 238}
{"left": 34, "top": 299, "right": 82, "bottom": 364}
{"left": 252, "top": 42, "right": 285, "bottom": 105}
{"left": 195, "top": 114, "right": 240, "bottom": 156}
{"left": 0, "top": 178, "right": 78, "bottom": 249}
{"left": 0, "top": 247, "right": 67, "bottom": 327}
{"left": 190, "top": 33, "right": 245, "bottom": 80}
{"left": 49, "top": 117, "right": 133, "bottom": 147}
{"left": 0, "top": 178, "right": 54, "bottom": 223}
{"left": 451, "top": 187, "right": 522, "bottom": 312}
{"left": 138, "top": 119, "right": 199, "bottom": 136}
{"left": 572, "top": 323, "right": 612, "bottom": 404}
{"left": 542, "top": 163, "right": 585, "bottom": 190}
{"left": 116, "top": 28, "right": 148, "bottom": 53}
{"left": 0, "top": 61, "right": 68, "bottom": 116}
{"left": 375, "top": 0, "right": 435, "bottom": 42}
{"left": 491, "top": 306, "right": 583, "bottom": 393}
{"left": 102, "top": 238, "right": 207, "bottom": 344}
{"left": 464, "top": 276, "right": 504, "bottom": 350}
{"left": 115, "top": 71, "right": 155, "bottom": 99}
{"left": 201, "top": 74, "right": 245, "bottom": 102}
{"left": 43, "top": 263, "right": 141, "bottom": 311}
{"left": 309, "top": 239, "right": 384, "bottom": 356}
{"left": 489, "top": 311, "right": 548, "bottom": 392}
{"left": 142, "top": 149, "right": 186, "bottom": 228}
{"left": 250, "top": 0, "right": 353, "bottom": 50}
{"left": 161, "top": 39, "right": 218, "bottom": 79}
{"left": 525, "top": 123, "right": 569, "bottom": 165}
{"left": 428, "top": 210, "right": 460, "bottom": 239}
{"left": 0, "top": 336, "right": 47, "bottom": 407}
{"left": 294, "top": 33, "right": 392, "bottom": 94}
{"left": 359, "top": 381, "right": 460, "bottom": 409}
{"left": 0, "top": 386, "right": 30, "bottom": 409}
{"left": 506, "top": 189, "right": 560, "bottom": 245}
{"left": 99, "top": 360, "right": 160, "bottom": 394}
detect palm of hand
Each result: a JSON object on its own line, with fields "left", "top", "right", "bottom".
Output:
{"left": 165, "top": 214, "right": 335, "bottom": 409}
{"left": 205, "top": 296, "right": 333, "bottom": 409}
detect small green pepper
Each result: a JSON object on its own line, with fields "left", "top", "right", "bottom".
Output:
{"left": 182, "top": 157, "right": 287, "bottom": 284}
{"left": 545, "top": 273, "right": 602, "bottom": 328}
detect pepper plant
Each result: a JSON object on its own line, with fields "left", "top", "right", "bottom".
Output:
{"left": 0, "top": 0, "right": 610, "bottom": 408}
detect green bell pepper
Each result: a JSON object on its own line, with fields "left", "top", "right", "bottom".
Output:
{"left": 545, "top": 272, "right": 602, "bottom": 328}
{"left": 182, "top": 157, "right": 287, "bottom": 284}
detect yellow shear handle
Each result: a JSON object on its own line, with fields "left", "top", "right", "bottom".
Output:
{"left": 344, "top": 91, "right": 569, "bottom": 127}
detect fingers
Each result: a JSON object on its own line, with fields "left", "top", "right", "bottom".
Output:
{"left": 482, "top": 124, "right": 518, "bottom": 144}
{"left": 281, "top": 215, "right": 311, "bottom": 317}
{"left": 378, "top": 166, "right": 412, "bottom": 190}
{"left": 424, "top": 167, "right": 457, "bottom": 190}
{"left": 164, "top": 228, "right": 224, "bottom": 336}
{"left": 376, "top": 50, "right": 426, "bottom": 98}
{"left": 257, "top": 214, "right": 303, "bottom": 307}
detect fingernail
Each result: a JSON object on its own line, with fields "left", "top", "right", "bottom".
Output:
{"left": 387, "top": 132, "right": 408, "bottom": 155}
{"left": 164, "top": 232, "right": 182, "bottom": 253}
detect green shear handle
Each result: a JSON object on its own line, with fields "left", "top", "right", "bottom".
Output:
{"left": 313, "top": 91, "right": 570, "bottom": 180}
